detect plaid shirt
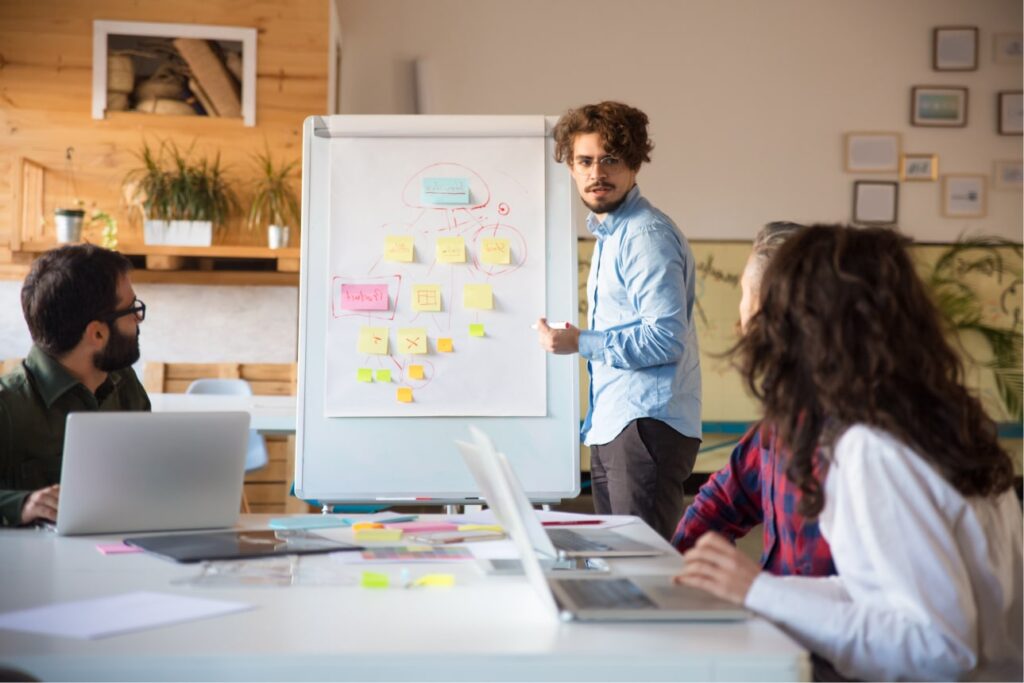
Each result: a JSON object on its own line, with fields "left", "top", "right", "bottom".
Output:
{"left": 672, "top": 422, "right": 836, "bottom": 577}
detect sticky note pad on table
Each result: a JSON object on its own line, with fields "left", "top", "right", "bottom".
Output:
{"left": 408, "top": 364, "right": 424, "bottom": 380}
{"left": 413, "top": 574, "right": 455, "bottom": 588}
{"left": 95, "top": 541, "right": 143, "bottom": 555}
{"left": 421, "top": 177, "right": 470, "bottom": 205}
{"left": 340, "top": 284, "right": 389, "bottom": 311}
{"left": 437, "top": 338, "right": 453, "bottom": 353}
{"left": 270, "top": 516, "right": 351, "bottom": 530}
{"left": 361, "top": 571, "right": 390, "bottom": 589}
{"left": 411, "top": 284, "right": 442, "bottom": 312}
{"left": 469, "top": 324, "right": 485, "bottom": 337}
{"left": 357, "top": 327, "right": 389, "bottom": 355}
{"left": 383, "top": 521, "right": 458, "bottom": 532}
{"left": 384, "top": 235, "right": 414, "bottom": 262}
{"left": 375, "top": 369, "right": 391, "bottom": 383}
{"left": 357, "top": 368, "right": 373, "bottom": 383}
{"left": 397, "top": 328, "right": 428, "bottom": 354}
{"left": 397, "top": 387, "right": 413, "bottom": 403}
{"left": 436, "top": 237, "right": 466, "bottom": 263}
{"left": 480, "top": 238, "right": 511, "bottom": 264}
{"left": 463, "top": 284, "right": 493, "bottom": 310}
{"left": 354, "top": 528, "right": 404, "bottom": 542}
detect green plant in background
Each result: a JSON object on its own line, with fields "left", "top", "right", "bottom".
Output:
{"left": 123, "top": 140, "right": 238, "bottom": 232}
{"left": 90, "top": 210, "right": 118, "bottom": 251}
{"left": 245, "top": 149, "right": 300, "bottom": 232}
{"left": 925, "top": 236, "right": 1023, "bottom": 422}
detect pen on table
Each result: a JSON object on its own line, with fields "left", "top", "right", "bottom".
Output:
{"left": 530, "top": 321, "right": 571, "bottom": 330}
{"left": 541, "top": 520, "right": 602, "bottom": 527}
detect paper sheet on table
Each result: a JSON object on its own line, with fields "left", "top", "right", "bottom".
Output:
{"left": 330, "top": 546, "right": 475, "bottom": 564}
{"left": 454, "top": 510, "right": 638, "bottom": 530}
{"left": 0, "top": 591, "right": 253, "bottom": 640}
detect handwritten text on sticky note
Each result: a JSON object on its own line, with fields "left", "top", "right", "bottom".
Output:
{"left": 357, "top": 327, "right": 389, "bottom": 355}
{"left": 384, "top": 236, "right": 414, "bottom": 263}
{"left": 398, "top": 328, "right": 428, "bottom": 354}
{"left": 436, "top": 237, "right": 466, "bottom": 263}
{"left": 421, "top": 177, "right": 470, "bottom": 205}
{"left": 341, "top": 284, "right": 389, "bottom": 311}
{"left": 480, "top": 238, "right": 510, "bottom": 265}
{"left": 463, "top": 284, "right": 493, "bottom": 310}
{"left": 411, "top": 284, "right": 442, "bottom": 312}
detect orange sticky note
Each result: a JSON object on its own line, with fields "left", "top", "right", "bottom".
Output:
{"left": 437, "top": 338, "right": 453, "bottom": 353}
{"left": 397, "top": 387, "right": 413, "bottom": 403}
{"left": 408, "top": 364, "right": 425, "bottom": 380}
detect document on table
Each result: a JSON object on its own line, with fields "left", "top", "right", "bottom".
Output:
{"left": 0, "top": 591, "right": 254, "bottom": 640}
{"left": 454, "top": 509, "right": 637, "bottom": 530}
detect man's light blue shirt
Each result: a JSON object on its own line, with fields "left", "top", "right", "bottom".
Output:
{"left": 578, "top": 185, "right": 702, "bottom": 446}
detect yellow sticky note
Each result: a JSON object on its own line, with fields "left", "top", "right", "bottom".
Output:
{"left": 375, "top": 369, "right": 391, "bottom": 383}
{"left": 355, "top": 528, "right": 404, "bottom": 542}
{"left": 397, "top": 387, "right": 413, "bottom": 403}
{"left": 437, "top": 338, "right": 453, "bottom": 353}
{"left": 469, "top": 323, "right": 485, "bottom": 337}
{"left": 480, "top": 238, "right": 511, "bottom": 264}
{"left": 411, "top": 284, "right": 442, "bottom": 312}
{"left": 408, "top": 364, "right": 424, "bottom": 380}
{"left": 458, "top": 524, "right": 503, "bottom": 532}
{"left": 361, "top": 571, "right": 390, "bottom": 589}
{"left": 463, "top": 284, "right": 493, "bottom": 310}
{"left": 436, "top": 237, "right": 466, "bottom": 263}
{"left": 384, "top": 235, "right": 414, "bottom": 262}
{"left": 357, "top": 327, "right": 389, "bottom": 355}
{"left": 397, "top": 328, "right": 428, "bottom": 354}
{"left": 413, "top": 573, "right": 455, "bottom": 588}
{"left": 357, "top": 368, "right": 373, "bottom": 383}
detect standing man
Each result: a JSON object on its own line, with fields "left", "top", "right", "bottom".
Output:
{"left": 537, "top": 101, "right": 701, "bottom": 539}
{"left": 0, "top": 244, "right": 150, "bottom": 526}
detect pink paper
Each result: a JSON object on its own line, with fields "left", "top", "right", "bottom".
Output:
{"left": 382, "top": 522, "right": 459, "bottom": 532}
{"left": 95, "top": 542, "right": 143, "bottom": 555}
{"left": 340, "top": 284, "right": 390, "bottom": 311}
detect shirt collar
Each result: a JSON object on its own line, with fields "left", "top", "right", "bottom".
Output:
{"left": 585, "top": 184, "right": 642, "bottom": 239}
{"left": 25, "top": 345, "right": 119, "bottom": 408}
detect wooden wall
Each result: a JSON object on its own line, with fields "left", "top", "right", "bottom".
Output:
{"left": 0, "top": 0, "right": 329, "bottom": 262}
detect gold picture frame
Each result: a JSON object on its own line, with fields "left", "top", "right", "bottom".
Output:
{"left": 900, "top": 154, "right": 938, "bottom": 182}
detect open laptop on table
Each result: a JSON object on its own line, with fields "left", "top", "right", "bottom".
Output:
{"left": 55, "top": 412, "right": 249, "bottom": 536}
{"left": 457, "top": 426, "right": 748, "bottom": 622}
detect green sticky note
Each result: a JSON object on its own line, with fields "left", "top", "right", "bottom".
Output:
{"left": 375, "top": 369, "right": 391, "bottom": 383}
{"left": 361, "top": 571, "right": 390, "bottom": 589}
{"left": 357, "top": 368, "right": 373, "bottom": 382}
{"left": 469, "top": 323, "right": 485, "bottom": 337}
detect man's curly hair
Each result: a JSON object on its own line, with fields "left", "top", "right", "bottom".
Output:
{"left": 553, "top": 101, "right": 653, "bottom": 171}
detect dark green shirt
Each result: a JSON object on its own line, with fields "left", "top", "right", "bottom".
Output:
{"left": 0, "top": 345, "right": 151, "bottom": 526}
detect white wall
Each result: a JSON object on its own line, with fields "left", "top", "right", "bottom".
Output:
{"left": 336, "top": 0, "right": 1022, "bottom": 241}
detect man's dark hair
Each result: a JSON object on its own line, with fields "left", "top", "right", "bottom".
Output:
{"left": 21, "top": 244, "right": 133, "bottom": 356}
{"left": 735, "top": 224, "right": 1013, "bottom": 517}
{"left": 553, "top": 101, "right": 654, "bottom": 171}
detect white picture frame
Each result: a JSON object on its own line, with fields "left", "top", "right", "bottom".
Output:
{"left": 993, "top": 161, "right": 1023, "bottom": 191}
{"left": 998, "top": 91, "right": 1023, "bottom": 135}
{"left": 942, "top": 175, "right": 987, "bottom": 218}
{"left": 844, "top": 132, "right": 901, "bottom": 173}
{"left": 900, "top": 153, "right": 938, "bottom": 182}
{"left": 853, "top": 181, "right": 899, "bottom": 225}
{"left": 993, "top": 33, "right": 1023, "bottom": 64}
{"left": 933, "top": 26, "right": 978, "bottom": 71}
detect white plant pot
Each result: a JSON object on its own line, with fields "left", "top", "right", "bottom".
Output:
{"left": 267, "top": 224, "right": 290, "bottom": 249}
{"left": 143, "top": 219, "right": 213, "bottom": 247}
{"left": 54, "top": 209, "right": 85, "bottom": 244}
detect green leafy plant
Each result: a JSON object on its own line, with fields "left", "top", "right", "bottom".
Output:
{"left": 123, "top": 140, "right": 238, "bottom": 232}
{"left": 90, "top": 210, "right": 118, "bottom": 251}
{"left": 246, "top": 149, "right": 299, "bottom": 232}
{"left": 925, "top": 236, "right": 1023, "bottom": 421}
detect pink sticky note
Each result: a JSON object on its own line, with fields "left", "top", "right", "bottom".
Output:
{"left": 382, "top": 522, "right": 459, "bottom": 532}
{"left": 340, "top": 284, "right": 390, "bottom": 311}
{"left": 95, "top": 542, "right": 143, "bottom": 555}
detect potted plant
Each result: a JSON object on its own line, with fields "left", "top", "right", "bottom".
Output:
{"left": 54, "top": 147, "right": 84, "bottom": 244}
{"left": 124, "top": 140, "right": 237, "bottom": 246}
{"left": 246, "top": 150, "right": 299, "bottom": 249}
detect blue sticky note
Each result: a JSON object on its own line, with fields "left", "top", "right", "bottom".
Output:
{"left": 269, "top": 516, "right": 352, "bottom": 530}
{"left": 421, "top": 177, "right": 470, "bottom": 205}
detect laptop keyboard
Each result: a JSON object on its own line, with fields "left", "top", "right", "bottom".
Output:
{"left": 556, "top": 578, "right": 656, "bottom": 610}
{"left": 546, "top": 529, "right": 612, "bottom": 552}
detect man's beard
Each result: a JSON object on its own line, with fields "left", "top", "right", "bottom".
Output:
{"left": 94, "top": 325, "right": 140, "bottom": 372}
{"left": 582, "top": 183, "right": 629, "bottom": 216}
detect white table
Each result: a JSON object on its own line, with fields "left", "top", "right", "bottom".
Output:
{"left": 149, "top": 393, "right": 296, "bottom": 434}
{"left": 0, "top": 515, "right": 808, "bottom": 681}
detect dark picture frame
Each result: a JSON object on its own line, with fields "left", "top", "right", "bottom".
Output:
{"left": 933, "top": 26, "right": 978, "bottom": 71}
{"left": 853, "top": 181, "right": 899, "bottom": 226}
{"left": 912, "top": 86, "right": 968, "bottom": 127}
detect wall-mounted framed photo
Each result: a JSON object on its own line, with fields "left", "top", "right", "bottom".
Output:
{"left": 998, "top": 91, "right": 1023, "bottom": 135}
{"left": 900, "top": 153, "right": 938, "bottom": 182}
{"left": 993, "top": 32, "right": 1023, "bottom": 64}
{"left": 933, "top": 26, "right": 978, "bottom": 70}
{"left": 911, "top": 86, "right": 968, "bottom": 127}
{"left": 844, "top": 132, "right": 901, "bottom": 173}
{"left": 852, "top": 181, "right": 899, "bottom": 225}
{"left": 993, "top": 160, "right": 1023, "bottom": 191}
{"left": 941, "top": 175, "right": 987, "bottom": 218}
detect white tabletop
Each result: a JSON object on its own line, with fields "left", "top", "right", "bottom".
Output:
{"left": 0, "top": 514, "right": 808, "bottom": 682}
{"left": 148, "top": 393, "right": 296, "bottom": 433}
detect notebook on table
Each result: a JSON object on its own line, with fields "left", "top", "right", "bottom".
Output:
{"left": 124, "top": 529, "right": 361, "bottom": 563}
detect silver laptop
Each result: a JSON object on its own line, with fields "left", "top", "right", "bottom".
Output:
{"left": 56, "top": 412, "right": 250, "bottom": 536}
{"left": 457, "top": 426, "right": 748, "bottom": 622}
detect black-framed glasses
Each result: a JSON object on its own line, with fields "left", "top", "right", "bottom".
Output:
{"left": 104, "top": 298, "right": 146, "bottom": 323}
{"left": 572, "top": 155, "right": 625, "bottom": 172}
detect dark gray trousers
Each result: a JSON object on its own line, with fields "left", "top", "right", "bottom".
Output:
{"left": 589, "top": 418, "right": 699, "bottom": 540}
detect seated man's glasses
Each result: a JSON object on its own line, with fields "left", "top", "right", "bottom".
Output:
{"left": 573, "top": 155, "right": 625, "bottom": 172}
{"left": 104, "top": 298, "right": 146, "bottom": 323}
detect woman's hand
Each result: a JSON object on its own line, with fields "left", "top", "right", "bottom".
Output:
{"left": 674, "top": 531, "right": 761, "bottom": 605}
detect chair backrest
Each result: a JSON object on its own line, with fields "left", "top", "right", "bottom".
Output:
{"left": 186, "top": 378, "right": 254, "bottom": 397}
{"left": 144, "top": 362, "right": 296, "bottom": 396}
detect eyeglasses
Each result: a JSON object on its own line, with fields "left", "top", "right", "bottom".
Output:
{"left": 572, "top": 155, "right": 625, "bottom": 173}
{"left": 104, "top": 298, "right": 146, "bottom": 323}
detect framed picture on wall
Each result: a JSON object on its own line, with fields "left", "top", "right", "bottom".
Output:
{"left": 844, "top": 132, "right": 901, "bottom": 173}
{"left": 912, "top": 86, "right": 968, "bottom": 127}
{"left": 993, "top": 32, "right": 1023, "bottom": 64}
{"left": 933, "top": 26, "right": 978, "bottom": 70}
{"left": 942, "top": 175, "right": 987, "bottom": 217}
{"left": 993, "top": 161, "right": 1023, "bottom": 191}
{"left": 853, "top": 181, "right": 899, "bottom": 225}
{"left": 998, "top": 91, "right": 1023, "bottom": 135}
{"left": 900, "top": 153, "right": 938, "bottom": 181}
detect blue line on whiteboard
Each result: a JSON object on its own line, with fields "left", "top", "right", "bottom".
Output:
{"left": 421, "top": 177, "right": 470, "bottom": 205}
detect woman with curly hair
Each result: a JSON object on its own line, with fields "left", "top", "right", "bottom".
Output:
{"left": 675, "top": 224, "right": 1022, "bottom": 681}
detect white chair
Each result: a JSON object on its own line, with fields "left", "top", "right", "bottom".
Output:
{"left": 186, "top": 378, "right": 269, "bottom": 512}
